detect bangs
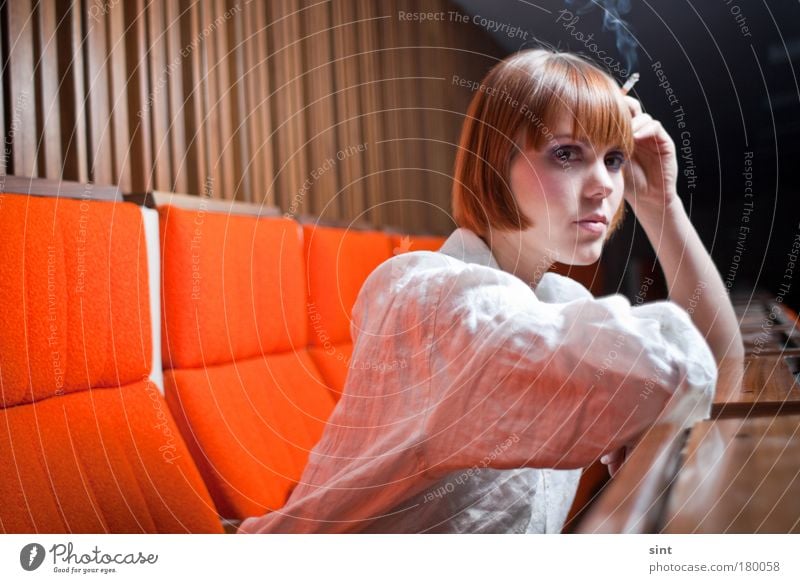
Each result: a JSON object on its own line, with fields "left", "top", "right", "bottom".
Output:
{"left": 520, "top": 55, "right": 634, "bottom": 156}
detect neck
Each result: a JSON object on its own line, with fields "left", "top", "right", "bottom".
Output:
{"left": 482, "top": 230, "right": 555, "bottom": 290}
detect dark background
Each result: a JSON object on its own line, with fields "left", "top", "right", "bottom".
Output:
{"left": 453, "top": 0, "right": 800, "bottom": 308}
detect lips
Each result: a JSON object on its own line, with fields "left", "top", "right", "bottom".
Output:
{"left": 575, "top": 214, "right": 608, "bottom": 235}
{"left": 576, "top": 213, "right": 608, "bottom": 225}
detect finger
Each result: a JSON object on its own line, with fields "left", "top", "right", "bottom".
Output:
{"left": 623, "top": 95, "right": 643, "bottom": 117}
{"left": 633, "top": 118, "right": 662, "bottom": 139}
{"left": 600, "top": 448, "right": 624, "bottom": 465}
{"left": 631, "top": 113, "right": 653, "bottom": 134}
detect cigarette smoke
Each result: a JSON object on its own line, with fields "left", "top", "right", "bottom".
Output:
{"left": 565, "top": 0, "right": 638, "bottom": 73}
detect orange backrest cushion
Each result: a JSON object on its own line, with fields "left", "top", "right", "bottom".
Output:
{"left": 0, "top": 194, "right": 151, "bottom": 407}
{"left": 159, "top": 206, "right": 307, "bottom": 369}
{"left": 0, "top": 193, "right": 221, "bottom": 533}
{"left": 303, "top": 225, "right": 394, "bottom": 346}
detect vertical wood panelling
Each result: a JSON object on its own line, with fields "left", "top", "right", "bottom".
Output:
{"left": 378, "top": 0, "right": 407, "bottom": 231}
{"left": 198, "top": 0, "right": 221, "bottom": 198}
{"left": 106, "top": 0, "right": 131, "bottom": 191}
{"left": 330, "top": 0, "right": 364, "bottom": 221}
{"left": 123, "top": 0, "right": 152, "bottom": 191}
{"left": 300, "top": 0, "right": 340, "bottom": 220}
{"left": 395, "top": 0, "right": 427, "bottom": 233}
{"left": 267, "top": 0, "right": 310, "bottom": 213}
{"left": 227, "top": 0, "right": 250, "bottom": 202}
{"left": 164, "top": 0, "right": 187, "bottom": 193}
{"left": 33, "top": 1, "right": 62, "bottom": 179}
{"left": 179, "top": 0, "right": 209, "bottom": 196}
{"left": 56, "top": 0, "right": 88, "bottom": 182}
{"left": 84, "top": 0, "right": 113, "bottom": 185}
{"left": 1, "top": 0, "right": 500, "bottom": 235}
{"left": 417, "top": 0, "right": 454, "bottom": 235}
{"left": 0, "top": 8, "right": 5, "bottom": 177}
{"left": 145, "top": 0, "right": 171, "bottom": 190}
{"left": 7, "top": 0, "right": 38, "bottom": 176}
{"left": 243, "top": 0, "right": 274, "bottom": 206}
{"left": 208, "top": 0, "right": 235, "bottom": 200}
{"left": 356, "top": 0, "right": 387, "bottom": 227}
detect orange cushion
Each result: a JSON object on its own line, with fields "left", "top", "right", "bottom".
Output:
{"left": 159, "top": 206, "right": 307, "bottom": 369}
{"left": 0, "top": 194, "right": 151, "bottom": 408}
{"left": 391, "top": 234, "right": 447, "bottom": 254}
{"left": 0, "top": 381, "right": 222, "bottom": 533}
{"left": 303, "top": 226, "right": 393, "bottom": 346}
{"left": 308, "top": 342, "right": 354, "bottom": 400}
{"left": 164, "top": 350, "right": 335, "bottom": 519}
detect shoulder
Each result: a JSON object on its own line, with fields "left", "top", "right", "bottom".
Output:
{"left": 364, "top": 250, "right": 526, "bottom": 294}
{"left": 355, "top": 250, "right": 536, "bottom": 319}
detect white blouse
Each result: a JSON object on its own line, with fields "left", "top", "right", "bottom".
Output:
{"left": 239, "top": 228, "right": 718, "bottom": 534}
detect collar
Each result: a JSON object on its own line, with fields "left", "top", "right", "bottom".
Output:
{"left": 438, "top": 228, "right": 583, "bottom": 302}
{"left": 438, "top": 228, "right": 501, "bottom": 270}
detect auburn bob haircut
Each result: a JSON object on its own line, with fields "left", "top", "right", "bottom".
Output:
{"left": 451, "top": 49, "right": 634, "bottom": 239}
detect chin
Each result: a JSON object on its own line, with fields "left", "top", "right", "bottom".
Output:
{"left": 564, "top": 245, "right": 603, "bottom": 266}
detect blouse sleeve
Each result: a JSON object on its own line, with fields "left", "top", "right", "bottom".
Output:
{"left": 422, "top": 263, "right": 717, "bottom": 473}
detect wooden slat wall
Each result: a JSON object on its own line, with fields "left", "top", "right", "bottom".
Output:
{"left": 164, "top": 1, "right": 187, "bottom": 193}
{"left": 34, "top": 1, "right": 61, "bottom": 179}
{"left": 355, "top": 1, "right": 380, "bottom": 227}
{"left": 242, "top": 0, "right": 273, "bottom": 206}
{"left": 0, "top": 0, "right": 502, "bottom": 234}
{"left": 300, "top": 0, "right": 339, "bottom": 219}
{"left": 106, "top": 0, "right": 131, "bottom": 191}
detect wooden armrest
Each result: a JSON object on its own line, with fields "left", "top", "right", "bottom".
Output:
{"left": 576, "top": 422, "right": 687, "bottom": 533}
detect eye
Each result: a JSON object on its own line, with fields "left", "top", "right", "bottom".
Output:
{"left": 552, "top": 145, "right": 581, "bottom": 163}
{"left": 605, "top": 151, "right": 626, "bottom": 171}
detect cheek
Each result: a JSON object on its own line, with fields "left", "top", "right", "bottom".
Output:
{"left": 509, "top": 162, "right": 546, "bottom": 210}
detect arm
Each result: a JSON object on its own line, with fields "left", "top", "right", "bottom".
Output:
{"left": 623, "top": 96, "right": 745, "bottom": 364}
{"left": 635, "top": 200, "right": 744, "bottom": 363}
{"left": 421, "top": 263, "right": 717, "bottom": 474}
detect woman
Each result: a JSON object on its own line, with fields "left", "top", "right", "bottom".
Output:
{"left": 240, "top": 49, "right": 744, "bottom": 534}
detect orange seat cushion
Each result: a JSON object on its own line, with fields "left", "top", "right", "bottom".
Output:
{"left": 159, "top": 206, "right": 308, "bottom": 369}
{"left": 0, "top": 381, "right": 222, "bottom": 533}
{"left": 164, "top": 350, "right": 335, "bottom": 519}
{"left": 303, "top": 226, "right": 393, "bottom": 347}
{"left": 0, "top": 194, "right": 151, "bottom": 408}
{"left": 308, "top": 342, "right": 354, "bottom": 400}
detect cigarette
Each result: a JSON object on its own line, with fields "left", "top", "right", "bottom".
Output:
{"left": 621, "top": 72, "right": 640, "bottom": 94}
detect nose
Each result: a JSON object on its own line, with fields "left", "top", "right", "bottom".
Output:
{"left": 585, "top": 157, "right": 615, "bottom": 199}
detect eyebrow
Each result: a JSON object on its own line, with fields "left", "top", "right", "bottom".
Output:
{"left": 552, "top": 134, "right": 587, "bottom": 145}
{"left": 551, "top": 135, "right": 624, "bottom": 152}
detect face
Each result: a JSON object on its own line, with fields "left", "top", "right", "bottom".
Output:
{"left": 508, "top": 112, "right": 626, "bottom": 266}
